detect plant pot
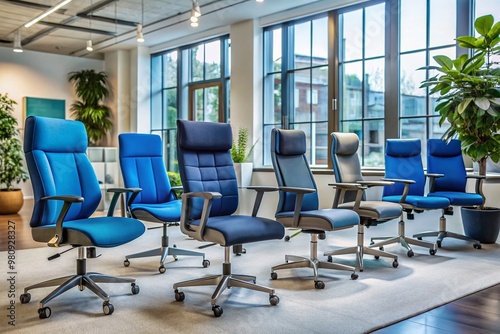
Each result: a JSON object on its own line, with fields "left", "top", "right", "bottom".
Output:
{"left": 0, "top": 189, "right": 24, "bottom": 215}
{"left": 234, "top": 162, "right": 253, "bottom": 187}
{"left": 461, "top": 206, "right": 500, "bottom": 244}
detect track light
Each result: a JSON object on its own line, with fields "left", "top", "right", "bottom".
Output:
{"left": 190, "top": 21, "right": 199, "bottom": 27}
{"left": 13, "top": 30, "right": 23, "bottom": 53}
{"left": 24, "top": 0, "right": 72, "bottom": 28}
{"left": 86, "top": 40, "right": 93, "bottom": 51}
{"left": 136, "top": 24, "right": 144, "bottom": 43}
{"left": 256, "top": 0, "right": 264, "bottom": 2}
{"left": 192, "top": 0, "right": 201, "bottom": 17}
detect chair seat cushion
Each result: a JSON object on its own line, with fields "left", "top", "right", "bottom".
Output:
{"left": 428, "top": 192, "right": 484, "bottom": 206}
{"left": 338, "top": 201, "right": 402, "bottom": 220}
{"left": 276, "top": 209, "right": 359, "bottom": 230}
{"left": 131, "top": 200, "right": 182, "bottom": 222}
{"left": 190, "top": 215, "right": 285, "bottom": 246}
{"left": 382, "top": 195, "right": 450, "bottom": 209}
{"left": 35, "top": 217, "right": 146, "bottom": 248}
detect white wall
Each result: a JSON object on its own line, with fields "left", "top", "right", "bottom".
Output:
{"left": 0, "top": 46, "right": 104, "bottom": 197}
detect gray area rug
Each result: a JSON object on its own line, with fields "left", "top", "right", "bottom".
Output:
{"left": 1, "top": 210, "right": 499, "bottom": 333}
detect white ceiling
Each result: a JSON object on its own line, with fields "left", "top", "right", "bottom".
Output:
{"left": 0, "top": 0, "right": 329, "bottom": 58}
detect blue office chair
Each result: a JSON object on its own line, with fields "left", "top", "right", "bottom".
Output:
{"left": 329, "top": 132, "right": 400, "bottom": 271}
{"left": 270, "top": 129, "right": 360, "bottom": 289}
{"left": 20, "top": 116, "right": 145, "bottom": 319}
{"left": 119, "top": 133, "right": 208, "bottom": 273}
{"left": 376, "top": 138, "right": 446, "bottom": 257}
{"left": 173, "top": 120, "right": 285, "bottom": 317}
{"left": 413, "top": 139, "right": 483, "bottom": 249}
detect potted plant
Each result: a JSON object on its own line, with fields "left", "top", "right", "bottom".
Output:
{"left": 231, "top": 126, "right": 256, "bottom": 187}
{"left": 0, "top": 93, "right": 29, "bottom": 214}
{"left": 420, "top": 14, "right": 500, "bottom": 243}
{"left": 68, "top": 69, "right": 113, "bottom": 146}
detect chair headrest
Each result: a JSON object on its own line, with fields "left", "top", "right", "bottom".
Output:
{"left": 274, "top": 129, "right": 306, "bottom": 156}
{"left": 24, "top": 116, "right": 87, "bottom": 153}
{"left": 177, "top": 119, "right": 232, "bottom": 151}
{"left": 119, "top": 133, "right": 162, "bottom": 157}
{"left": 428, "top": 138, "right": 461, "bottom": 157}
{"left": 331, "top": 132, "right": 359, "bottom": 155}
{"left": 386, "top": 138, "right": 421, "bottom": 157}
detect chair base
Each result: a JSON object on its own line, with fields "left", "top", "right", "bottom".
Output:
{"left": 20, "top": 247, "right": 138, "bottom": 319}
{"left": 173, "top": 247, "right": 278, "bottom": 317}
{"left": 271, "top": 233, "right": 358, "bottom": 289}
{"left": 124, "top": 223, "right": 206, "bottom": 273}
{"left": 324, "top": 224, "right": 398, "bottom": 272}
{"left": 370, "top": 218, "right": 437, "bottom": 257}
{"left": 412, "top": 214, "right": 481, "bottom": 249}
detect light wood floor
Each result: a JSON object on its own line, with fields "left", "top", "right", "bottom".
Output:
{"left": 1, "top": 199, "right": 499, "bottom": 333}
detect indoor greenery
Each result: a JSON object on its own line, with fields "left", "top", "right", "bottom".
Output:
{"left": 420, "top": 14, "right": 500, "bottom": 176}
{"left": 0, "top": 93, "right": 29, "bottom": 190}
{"left": 231, "top": 127, "right": 256, "bottom": 163}
{"left": 68, "top": 69, "right": 113, "bottom": 145}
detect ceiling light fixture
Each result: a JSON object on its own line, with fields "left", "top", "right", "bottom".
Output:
{"left": 256, "top": 0, "right": 264, "bottom": 2}
{"left": 86, "top": 39, "right": 93, "bottom": 51}
{"left": 87, "top": 0, "right": 93, "bottom": 52}
{"left": 190, "top": 0, "right": 201, "bottom": 27}
{"left": 24, "top": 0, "right": 73, "bottom": 28}
{"left": 137, "top": 0, "right": 145, "bottom": 42}
{"left": 13, "top": 30, "right": 23, "bottom": 53}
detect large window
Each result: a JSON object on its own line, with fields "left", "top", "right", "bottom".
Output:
{"left": 263, "top": 15, "right": 329, "bottom": 166}
{"left": 263, "top": 0, "right": 495, "bottom": 168}
{"left": 151, "top": 36, "right": 230, "bottom": 171}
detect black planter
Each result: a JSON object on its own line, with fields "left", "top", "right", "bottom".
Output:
{"left": 461, "top": 206, "right": 500, "bottom": 244}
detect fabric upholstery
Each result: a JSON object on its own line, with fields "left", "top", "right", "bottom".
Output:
{"left": 271, "top": 128, "right": 359, "bottom": 230}
{"left": 119, "top": 133, "right": 180, "bottom": 219}
{"left": 23, "top": 116, "right": 145, "bottom": 247}
{"left": 176, "top": 120, "right": 284, "bottom": 246}
{"left": 427, "top": 139, "right": 483, "bottom": 206}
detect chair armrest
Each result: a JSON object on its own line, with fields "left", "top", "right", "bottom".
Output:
{"left": 425, "top": 173, "right": 444, "bottom": 193}
{"left": 180, "top": 191, "right": 222, "bottom": 241}
{"left": 328, "top": 183, "right": 366, "bottom": 209}
{"left": 171, "top": 186, "right": 183, "bottom": 191}
{"left": 357, "top": 180, "right": 395, "bottom": 187}
{"left": 106, "top": 187, "right": 142, "bottom": 217}
{"left": 425, "top": 173, "right": 444, "bottom": 178}
{"left": 277, "top": 187, "right": 316, "bottom": 227}
{"left": 40, "top": 195, "right": 84, "bottom": 247}
{"left": 244, "top": 186, "right": 279, "bottom": 217}
{"left": 381, "top": 178, "right": 413, "bottom": 203}
{"left": 466, "top": 174, "right": 486, "bottom": 201}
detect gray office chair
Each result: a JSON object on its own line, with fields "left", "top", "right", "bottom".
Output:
{"left": 329, "top": 132, "right": 400, "bottom": 271}
{"left": 270, "top": 128, "right": 360, "bottom": 289}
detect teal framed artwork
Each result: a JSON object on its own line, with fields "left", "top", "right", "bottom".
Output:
{"left": 23, "top": 97, "right": 65, "bottom": 120}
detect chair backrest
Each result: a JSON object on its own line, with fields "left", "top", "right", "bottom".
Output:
{"left": 176, "top": 120, "right": 238, "bottom": 219}
{"left": 23, "top": 116, "right": 101, "bottom": 227}
{"left": 119, "top": 133, "right": 176, "bottom": 204}
{"left": 330, "top": 132, "right": 365, "bottom": 202}
{"left": 427, "top": 138, "right": 467, "bottom": 192}
{"left": 271, "top": 128, "right": 319, "bottom": 214}
{"left": 383, "top": 138, "right": 426, "bottom": 197}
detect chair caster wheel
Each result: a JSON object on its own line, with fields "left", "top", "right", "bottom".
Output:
{"left": 417, "top": 237, "right": 422, "bottom": 240}
{"left": 38, "top": 306, "right": 51, "bottom": 319}
{"left": 327, "top": 255, "right": 333, "bottom": 262}
{"left": 174, "top": 290, "right": 185, "bottom": 301}
{"left": 20, "top": 293, "right": 31, "bottom": 304}
{"left": 269, "top": 294, "right": 280, "bottom": 305}
{"left": 429, "top": 249, "right": 436, "bottom": 255}
{"left": 212, "top": 305, "right": 223, "bottom": 317}
{"left": 379, "top": 246, "right": 384, "bottom": 251}
{"left": 437, "top": 241, "right": 442, "bottom": 248}
{"left": 473, "top": 243, "right": 482, "bottom": 249}
{"left": 103, "top": 301, "right": 114, "bottom": 315}
{"left": 314, "top": 280, "right": 325, "bottom": 289}
{"left": 284, "top": 235, "right": 290, "bottom": 242}
{"left": 392, "top": 260, "right": 399, "bottom": 268}
{"left": 271, "top": 272, "right": 278, "bottom": 280}
{"left": 131, "top": 283, "right": 140, "bottom": 294}
{"left": 202, "top": 259, "right": 210, "bottom": 268}
{"left": 407, "top": 250, "right": 414, "bottom": 257}
{"left": 123, "top": 259, "right": 130, "bottom": 267}
{"left": 374, "top": 255, "right": 380, "bottom": 260}
{"left": 351, "top": 273, "right": 359, "bottom": 280}
{"left": 159, "top": 265, "right": 166, "bottom": 274}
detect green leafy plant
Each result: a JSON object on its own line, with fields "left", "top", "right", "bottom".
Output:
{"left": 167, "top": 171, "right": 183, "bottom": 198}
{"left": 231, "top": 127, "right": 256, "bottom": 163}
{"left": 419, "top": 14, "right": 500, "bottom": 176}
{"left": 68, "top": 69, "right": 113, "bottom": 145}
{"left": 0, "top": 93, "right": 29, "bottom": 190}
